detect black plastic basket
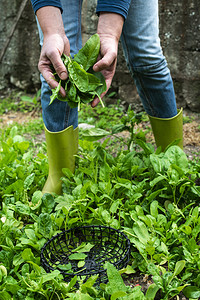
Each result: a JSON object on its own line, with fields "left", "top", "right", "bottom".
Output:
{"left": 41, "top": 225, "right": 130, "bottom": 285}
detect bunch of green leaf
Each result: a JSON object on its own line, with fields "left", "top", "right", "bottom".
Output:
{"left": 50, "top": 34, "right": 107, "bottom": 110}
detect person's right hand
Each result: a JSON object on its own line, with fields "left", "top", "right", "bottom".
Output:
{"left": 38, "top": 33, "right": 70, "bottom": 97}
{"left": 36, "top": 7, "right": 70, "bottom": 97}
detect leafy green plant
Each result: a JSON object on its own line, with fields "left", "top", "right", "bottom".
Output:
{"left": 50, "top": 34, "right": 106, "bottom": 109}
{"left": 0, "top": 98, "right": 199, "bottom": 299}
{"left": 0, "top": 90, "right": 41, "bottom": 115}
{"left": 147, "top": 261, "right": 188, "bottom": 300}
{"left": 111, "top": 107, "right": 150, "bottom": 151}
{"left": 183, "top": 115, "right": 194, "bottom": 124}
{"left": 20, "top": 90, "right": 41, "bottom": 106}
{"left": 79, "top": 99, "right": 124, "bottom": 130}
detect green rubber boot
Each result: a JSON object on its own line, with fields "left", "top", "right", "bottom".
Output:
{"left": 148, "top": 108, "right": 183, "bottom": 151}
{"left": 42, "top": 125, "right": 78, "bottom": 195}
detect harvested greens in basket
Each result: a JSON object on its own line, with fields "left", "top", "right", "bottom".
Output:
{"left": 50, "top": 34, "right": 107, "bottom": 110}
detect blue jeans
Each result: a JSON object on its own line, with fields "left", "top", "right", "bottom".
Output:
{"left": 37, "top": 0, "right": 177, "bottom": 132}
{"left": 121, "top": 0, "right": 177, "bottom": 118}
{"left": 37, "top": 0, "right": 83, "bottom": 132}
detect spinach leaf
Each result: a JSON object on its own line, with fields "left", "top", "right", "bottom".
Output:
{"left": 49, "top": 34, "right": 106, "bottom": 109}
{"left": 74, "top": 33, "right": 100, "bottom": 71}
{"left": 68, "top": 60, "right": 89, "bottom": 93}
{"left": 49, "top": 79, "right": 61, "bottom": 105}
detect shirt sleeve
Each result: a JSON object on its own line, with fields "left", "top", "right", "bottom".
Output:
{"left": 96, "top": 0, "right": 131, "bottom": 19}
{"left": 30, "top": 0, "right": 63, "bottom": 14}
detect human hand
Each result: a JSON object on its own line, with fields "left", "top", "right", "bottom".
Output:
{"left": 38, "top": 33, "right": 70, "bottom": 97}
{"left": 36, "top": 7, "right": 70, "bottom": 97}
{"left": 91, "top": 12, "right": 124, "bottom": 107}
{"left": 92, "top": 34, "right": 118, "bottom": 107}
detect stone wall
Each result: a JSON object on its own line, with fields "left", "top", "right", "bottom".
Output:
{"left": 0, "top": 0, "right": 199, "bottom": 112}
{"left": 159, "top": 0, "right": 200, "bottom": 112}
{"left": 0, "top": 0, "right": 40, "bottom": 91}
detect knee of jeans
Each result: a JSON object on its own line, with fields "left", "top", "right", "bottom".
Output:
{"left": 131, "top": 57, "right": 169, "bottom": 76}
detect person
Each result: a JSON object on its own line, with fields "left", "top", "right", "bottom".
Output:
{"left": 30, "top": 0, "right": 183, "bottom": 195}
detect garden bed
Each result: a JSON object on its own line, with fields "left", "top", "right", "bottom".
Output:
{"left": 0, "top": 90, "right": 199, "bottom": 299}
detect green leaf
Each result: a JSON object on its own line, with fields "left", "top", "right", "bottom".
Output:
{"left": 68, "top": 275, "right": 77, "bottom": 291}
{"left": 128, "top": 286, "right": 146, "bottom": 299}
{"left": 41, "top": 193, "right": 55, "bottom": 213}
{"left": 13, "top": 253, "right": 24, "bottom": 267}
{"left": 147, "top": 263, "right": 160, "bottom": 277}
{"left": 41, "top": 270, "right": 63, "bottom": 283}
{"left": 183, "top": 286, "right": 200, "bottom": 298}
{"left": 146, "top": 188, "right": 167, "bottom": 202}
{"left": 173, "top": 260, "right": 185, "bottom": 276}
{"left": 164, "top": 146, "right": 188, "bottom": 171}
{"left": 87, "top": 72, "right": 101, "bottom": 91}
{"left": 81, "top": 127, "right": 109, "bottom": 141}
{"left": 0, "top": 291, "right": 12, "bottom": 300}
{"left": 28, "top": 261, "right": 41, "bottom": 275}
{"left": 21, "top": 248, "right": 35, "bottom": 262}
{"left": 112, "top": 124, "right": 127, "bottom": 135}
{"left": 30, "top": 190, "right": 43, "bottom": 210}
{"left": 78, "top": 261, "right": 85, "bottom": 268}
{"left": 15, "top": 202, "right": 30, "bottom": 215}
{"left": 119, "top": 265, "right": 136, "bottom": 275}
{"left": 4, "top": 280, "right": 21, "bottom": 294}
{"left": 145, "top": 283, "right": 160, "bottom": 299}
{"left": 49, "top": 79, "right": 62, "bottom": 104}
{"left": 37, "top": 213, "right": 52, "bottom": 237}
{"left": 133, "top": 221, "right": 150, "bottom": 245}
{"left": 68, "top": 60, "right": 89, "bottom": 92}
{"left": 145, "top": 246, "right": 155, "bottom": 256}
{"left": 74, "top": 33, "right": 100, "bottom": 71}
{"left": 72, "top": 242, "right": 94, "bottom": 253}
{"left": 67, "top": 82, "right": 77, "bottom": 102}
{"left": 150, "top": 201, "right": 158, "bottom": 218}
{"left": 68, "top": 253, "right": 87, "bottom": 260}
{"left": 105, "top": 262, "right": 127, "bottom": 295}
{"left": 89, "top": 68, "right": 107, "bottom": 96}
{"left": 111, "top": 291, "right": 127, "bottom": 300}
{"left": 24, "top": 229, "right": 36, "bottom": 241}
{"left": 24, "top": 173, "right": 35, "bottom": 190}
{"left": 57, "top": 263, "right": 72, "bottom": 271}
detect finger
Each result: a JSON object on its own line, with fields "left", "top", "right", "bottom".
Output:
{"left": 93, "top": 51, "right": 116, "bottom": 72}
{"left": 50, "top": 52, "right": 68, "bottom": 80}
{"left": 91, "top": 96, "right": 100, "bottom": 108}
{"left": 40, "top": 65, "right": 66, "bottom": 97}
{"left": 90, "top": 72, "right": 114, "bottom": 108}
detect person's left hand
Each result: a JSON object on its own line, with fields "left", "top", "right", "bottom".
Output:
{"left": 91, "top": 12, "right": 124, "bottom": 107}
{"left": 92, "top": 33, "right": 118, "bottom": 107}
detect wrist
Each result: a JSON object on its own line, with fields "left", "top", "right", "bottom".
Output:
{"left": 36, "top": 6, "right": 65, "bottom": 37}
{"left": 97, "top": 12, "right": 124, "bottom": 42}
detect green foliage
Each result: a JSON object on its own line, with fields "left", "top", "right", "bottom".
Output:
{"left": 79, "top": 99, "right": 124, "bottom": 130}
{"left": 50, "top": 34, "right": 106, "bottom": 109}
{"left": 0, "top": 90, "right": 41, "bottom": 115}
{"left": 0, "top": 102, "right": 199, "bottom": 299}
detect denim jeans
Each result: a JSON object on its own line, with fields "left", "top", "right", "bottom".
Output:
{"left": 37, "top": 0, "right": 177, "bottom": 132}
{"left": 37, "top": 0, "right": 83, "bottom": 132}
{"left": 121, "top": 0, "right": 177, "bottom": 118}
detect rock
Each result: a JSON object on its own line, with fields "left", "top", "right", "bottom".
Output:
{"left": 0, "top": 0, "right": 40, "bottom": 91}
